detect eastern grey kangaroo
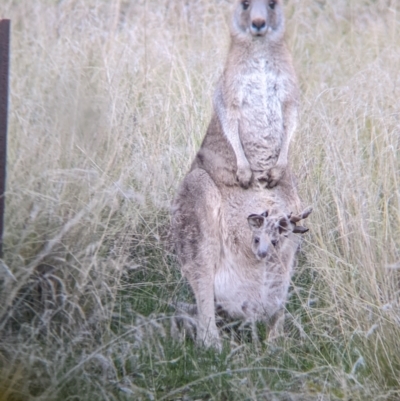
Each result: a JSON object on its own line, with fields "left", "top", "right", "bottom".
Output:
{"left": 192, "top": 0, "right": 299, "bottom": 189}
{"left": 170, "top": 0, "right": 307, "bottom": 350}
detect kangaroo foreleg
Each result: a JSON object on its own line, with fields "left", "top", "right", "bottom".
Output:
{"left": 214, "top": 85, "right": 252, "bottom": 188}
{"left": 267, "top": 99, "right": 297, "bottom": 188}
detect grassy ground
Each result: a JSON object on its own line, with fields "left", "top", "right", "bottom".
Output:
{"left": 0, "top": 0, "right": 400, "bottom": 399}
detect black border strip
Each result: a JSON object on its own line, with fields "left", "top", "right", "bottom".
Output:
{"left": 0, "top": 19, "right": 10, "bottom": 258}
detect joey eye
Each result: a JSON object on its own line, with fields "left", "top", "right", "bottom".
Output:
{"left": 254, "top": 237, "right": 260, "bottom": 244}
{"left": 271, "top": 239, "right": 278, "bottom": 247}
{"left": 269, "top": 1, "right": 276, "bottom": 9}
{"left": 242, "top": 1, "right": 250, "bottom": 10}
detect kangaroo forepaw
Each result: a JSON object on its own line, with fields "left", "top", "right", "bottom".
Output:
{"left": 266, "top": 165, "right": 285, "bottom": 188}
{"left": 236, "top": 165, "right": 253, "bottom": 188}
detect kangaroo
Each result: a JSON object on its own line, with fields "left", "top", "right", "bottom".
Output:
{"left": 170, "top": 0, "right": 306, "bottom": 350}
{"left": 191, "top": 0, "right": 299, "bottom": 189}
{"left": 172, "top": 204, "right": 311, "bottom": 344}
{"left": 247, "top": 207, "right": 311, "bottom": 260}
{"left": 170, "top": 166, "right": 311, "bottom": 350}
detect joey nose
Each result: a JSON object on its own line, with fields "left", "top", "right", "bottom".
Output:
{"left": 258, "top": 249, "right": 268, "bottom": 259}
{"left": 252, "top": 19, "right": 266, "bottom": 31}
{"left": 257, "top": 246, "right": 268, "bottom": 260}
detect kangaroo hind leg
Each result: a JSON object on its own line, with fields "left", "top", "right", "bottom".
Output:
{"left": 171, "top": 169, "right": 223, "bottom": 350}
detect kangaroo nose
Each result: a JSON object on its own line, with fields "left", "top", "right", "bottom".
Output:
{"left": 252, "top": 19, "right": 266, "bottom": 31}
{"left": 258, "top": 249, "right": 268, "bottom": 259}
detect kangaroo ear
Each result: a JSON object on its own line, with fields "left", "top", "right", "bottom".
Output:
{"left": 248, "top": 214, "right": 264, "bottom": 229}
{"left": 289, "top": 207, "right": 313, "bottom": 224}
{"left": 278, "top": 216, "right": 290, "bottom": 234}
{"left": 289, "top": 206, "right": 312, "bottom": 234}
{"left": 293, "top": 225, "right": 309, "bottom": 234}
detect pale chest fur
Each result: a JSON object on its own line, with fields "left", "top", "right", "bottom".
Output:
{"left": 228, "top": 57, "right": 290, "bottom": 175}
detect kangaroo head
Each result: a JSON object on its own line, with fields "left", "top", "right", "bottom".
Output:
{"left": 247, "top": 207, "right": 312, "bottom": 260}
{"left": 232, "top": 0, "right": 285, "bottom": 41}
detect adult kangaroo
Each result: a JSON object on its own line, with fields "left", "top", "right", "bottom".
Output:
{"left": 170, "top": 0, "right": 307, "bottom": 350}
{"left": 192, "top": 0, "right": 299, "bottom": 189}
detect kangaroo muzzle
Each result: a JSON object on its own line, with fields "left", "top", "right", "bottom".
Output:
{"left": 250, "top": 2, "right": 268, "bottom": 36}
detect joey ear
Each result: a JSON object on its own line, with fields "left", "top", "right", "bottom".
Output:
{"left": 278, "top": 216, "right": 290, "bottom": 234}
{"left": 301, "top": 207, "right": 313, "bottom": 219}
{"left": 248, "top": 214, "right": 264, "bottom": 229}
{"left": 293, "top": 225, "right": 309, "bottom": 234}
{"left": 289, "top": 207, "right": 313, "bottom": 224}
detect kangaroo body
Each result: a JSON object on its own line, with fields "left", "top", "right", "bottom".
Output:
{"left": 214, "top": 181, "right": 301, "bottom": 323}
{"left": 170, "top": 0, "right": 307, "bottom": 350}
{"left": 171, "top": 167, "right": 309, "bottom": 349}
{"left": 192, "top": 0, "right": 298, "bottom": 188}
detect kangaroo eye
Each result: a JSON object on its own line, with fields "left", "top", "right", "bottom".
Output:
{"left": 254, "top": 237, "right": 260, "bottom": 244}
{"left": 242, "top": 1, "right": 250, "bottom": 10}
{"left": 269, "top": 1, "right": 276, "bottom": 9}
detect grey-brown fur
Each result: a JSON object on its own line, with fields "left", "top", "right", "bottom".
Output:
{"left": 191, "top": 0, "right": 299, "bottom": 189}
{"left": 170, "top": 166, "right": 311, "bottom": 350}
{"left": 170, "top": 0, "right": 307, "bottom": 350}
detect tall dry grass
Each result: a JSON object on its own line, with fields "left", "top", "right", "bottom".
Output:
{"left": 0, "top": 0, "right": 399, "bottom": 400}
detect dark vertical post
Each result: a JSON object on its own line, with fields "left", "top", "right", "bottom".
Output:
{"left": 0, "top": 20, "right": 10, "bottom": 258}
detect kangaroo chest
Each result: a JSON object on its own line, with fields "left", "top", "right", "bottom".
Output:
{"left": 234, "top": 59, "right": 287, "bottom": 173}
